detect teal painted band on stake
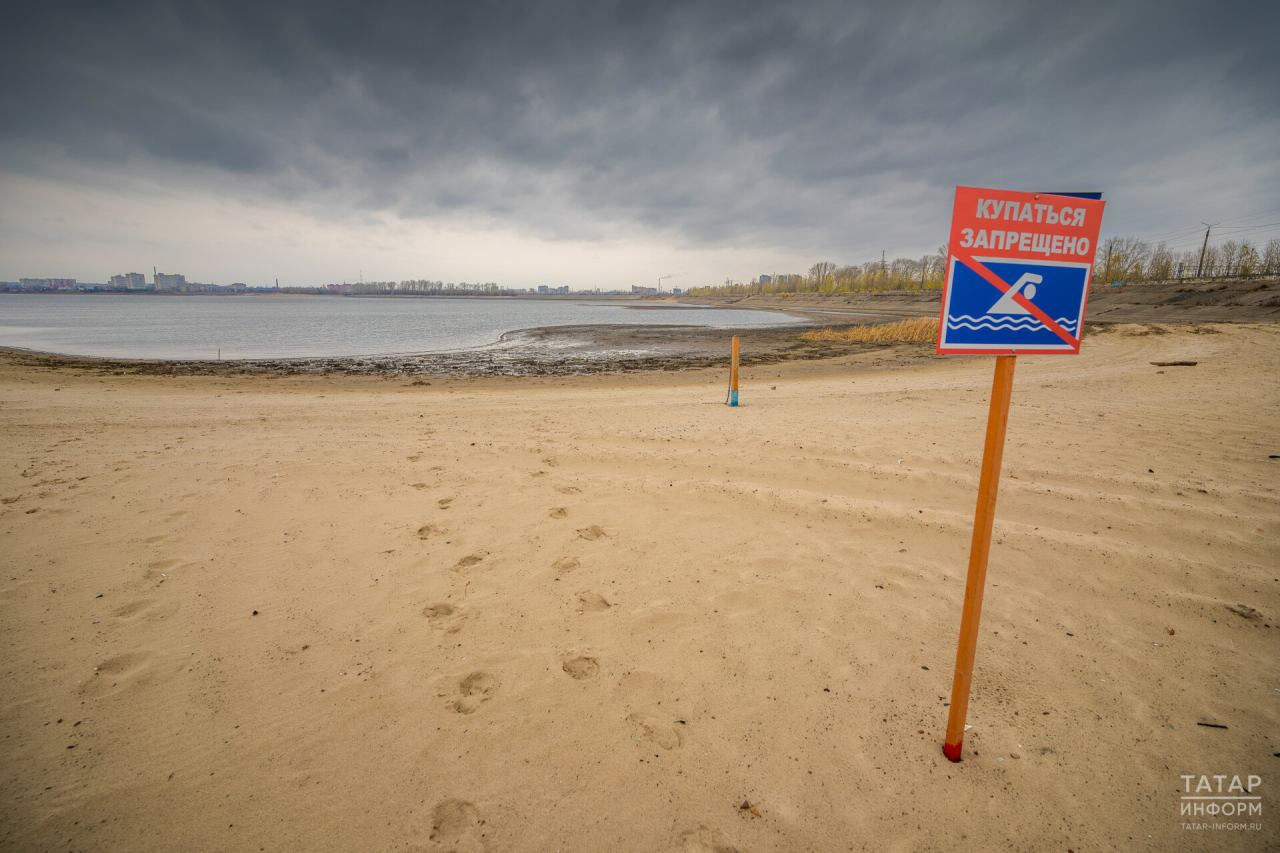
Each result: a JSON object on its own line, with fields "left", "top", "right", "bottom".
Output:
{"left": 730, "top": 390, "right": 738, "bottom": 407}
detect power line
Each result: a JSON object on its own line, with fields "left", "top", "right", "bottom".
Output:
{"left": 1103, "top": 182, "right": 1280, "bottom": 230}
{"left": 1124, "top": 225, "right": 1208, "bottom": 244}
{"left": 1106, "top": 205, "right": 1280, "bottom": 246}
{"left": 1206, "top": 206, "right": 1280, "bottom": 229}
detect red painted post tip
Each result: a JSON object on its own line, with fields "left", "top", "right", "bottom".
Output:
{"left": 943, "top": 741, "right": 963, "bottom": 763}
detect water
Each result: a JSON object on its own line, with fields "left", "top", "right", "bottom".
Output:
{"left": 0, "top": 294, "right": 800, "bottom": 360}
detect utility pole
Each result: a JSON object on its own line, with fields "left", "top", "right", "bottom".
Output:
{"left": 1196, "top": 223, "right": 1216, "bottom": 278}
{"left": 881, "top": 250, "right": 887, "bottom": 288}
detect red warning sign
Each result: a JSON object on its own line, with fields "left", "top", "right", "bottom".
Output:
{"left": 938, "top": 187, "right": 1106, "bottom": 355}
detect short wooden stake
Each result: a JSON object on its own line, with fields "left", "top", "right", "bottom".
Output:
{"left": 729, "top": 336, "right": 740, "bottom": 406}
{"left": 944, "top": 354, "right": 1016, "bottom": 762}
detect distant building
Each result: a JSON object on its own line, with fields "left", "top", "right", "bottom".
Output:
{"left": 537, "top": 285, "right": 570, "bottom": 294}
{"left": 20, "top": 278, "right": 76, "bottom": 290}
{"left": 631, "top": 285, "right": 658, "bottom": 295}
{"left": 758, "top": 275, "right": 771, "bottom": 284}
{"left": 231, "top": 282, "right": 248, "bottom": 292}
{"left": 110, "top": 272, "right": 149, "bottom": 290}
{"left": 154, "top": 271, "right": 186, "bottom": 290}
{"left": 672, "top": 287, "right": 682, "bottom": 295}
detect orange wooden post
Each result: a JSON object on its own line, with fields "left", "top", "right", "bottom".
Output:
{"left": 943, "top": 354, "right": 1016, "bottom": 762}
{"left": 729, "top": 336, "right": 740, "bottom": 406}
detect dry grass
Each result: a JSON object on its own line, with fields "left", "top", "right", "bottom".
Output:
{"left": 801, "top": 316, "right": 938, "bottom": 344}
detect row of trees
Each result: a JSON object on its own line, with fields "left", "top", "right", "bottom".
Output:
{"left": 688, "top": 235, "right": 1280, "bottom": 297}
{"left": 1096, "top": 237, "right": 1280, "bottom": 282}
{"left": 689, "top": 249, "right": 950, "bottom": 296}
{"left": 332, "top": 280, "right": 507, "bottom": 295}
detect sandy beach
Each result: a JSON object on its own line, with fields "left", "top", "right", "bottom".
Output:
{"left": 2, "top": 321, "right": 1277, "bottom": 851}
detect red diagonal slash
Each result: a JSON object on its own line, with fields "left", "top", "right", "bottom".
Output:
{"left": 956, "top": 255, "right": 1078, "bottom": 347}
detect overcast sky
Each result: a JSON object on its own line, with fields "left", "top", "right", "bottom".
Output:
{"left": 2, "top": 0, "right": 1277, "bottom": 289}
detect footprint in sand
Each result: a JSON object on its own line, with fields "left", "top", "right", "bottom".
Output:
{"left": 561, "top": 654, "right": 600, "bottom": 680}
{"left": 628, "top": 713, "right": 684, "bottom": 750}
{"left": 112, "top": 599, "right": 157, "bottom": 618}
{"left": 417, "top": 523, "right": 446, "bottom": 539}
{"left": 577, "top": 591, "right": 612, "bottom": 612}
{"left": 1225, "top": 603, "right": 1263, "bottom": 621}
{"left": 451, "top": 672, "right": 496, "bottom": 714}
{"left": 426, "top": 799, "right": 486, "bottom": 852}
{"left": 80, "top": 651, "right": 174, "bottom": 698}
{"left": 95, "top": 651, "right": 150, "bottom": 677}
{"left": 552, "top": 556, "right": 579, "bottom": 574}
{"left": 410, "top": 483, "right": 428, "bottom": 490}
{"left": 548, "top": 507, "right": 567, "bottom": 519}
{"left": 453, "top": 554, "right": 485, "bottom": 572}
{"left": 678, "top": 825, "right": 739, "bottom": 853}
{"left": 576, "top": 525, "right": 607, "bottom": 541}
{"left": 110, "top": 599, "right": 179, "bottom": 621}
{"left": 407, "top": 455, "right": 422, "bottom": 462}
{"left": 423, "top": 603, "right": 466, "bottom": 634}
{"left": 555, "top": 486, "right": 581, "bottom": 495}
{"left": 438, "top": 498, "right": 453, "bottom": 509}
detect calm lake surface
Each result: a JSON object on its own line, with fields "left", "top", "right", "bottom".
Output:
{"left": 0, "top": 295, "right": 800, "bottom": 360}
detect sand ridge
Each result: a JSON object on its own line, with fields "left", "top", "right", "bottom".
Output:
{"left": 1, "top": 323, "right": 1277, "bottom": 851}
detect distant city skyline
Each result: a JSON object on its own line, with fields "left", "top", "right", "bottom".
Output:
{"left": 3, "top": 271, "right": 684, "bottom": 297}
{"left": 2, "top": 1, "right": 1277, "bottom": 289}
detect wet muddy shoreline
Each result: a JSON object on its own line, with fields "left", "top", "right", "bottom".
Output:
{"left": 0, "top": 322, "right": 920, "bottom": 378}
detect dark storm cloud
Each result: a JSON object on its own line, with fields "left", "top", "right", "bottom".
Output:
{"left": 4, "top": 0, "right": 1277, "bottom": 255}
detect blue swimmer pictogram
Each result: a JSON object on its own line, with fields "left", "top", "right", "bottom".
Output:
{"left": 940, "top": 259, "right": 1088, "bottom": 351}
